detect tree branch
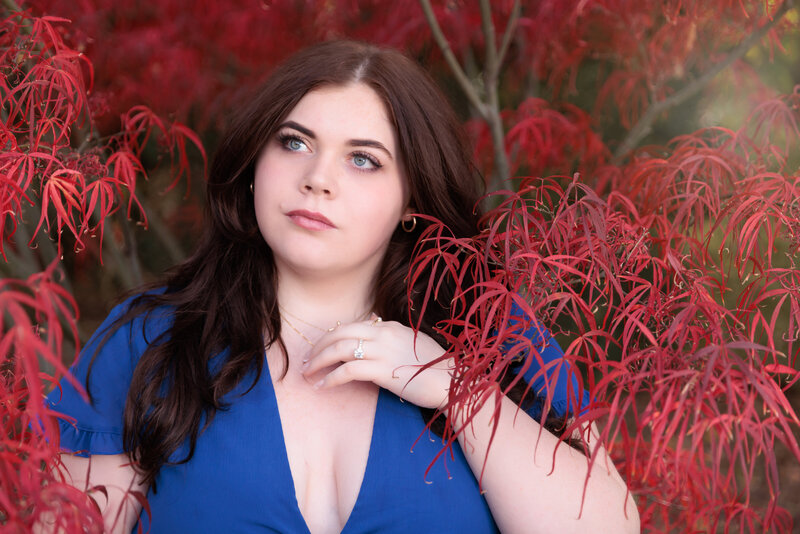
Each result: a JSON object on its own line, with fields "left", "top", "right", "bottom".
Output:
{"left": 420, "top": 0, "right": 518, "bottom": 193}
{"left": 477, "top": 0, "right": 511, "bottom": 193}
{"left": 479, "top": 0, "right": 499, "bottom": 83}
{"left": 484, "top": 96, "right": 510, "bottom": 194}
{"left": 497, "top": 0, "right": 521, "bottom": 70}
{"left": 418, "top": 0, "right": 487, "bottom": 118}
{"left": 612, "top": 0, "right": 793, "bottom": 163}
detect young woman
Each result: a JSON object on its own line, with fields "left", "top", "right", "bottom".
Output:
{"left": 48, "top": 41, "right": 639, "bottom": 533}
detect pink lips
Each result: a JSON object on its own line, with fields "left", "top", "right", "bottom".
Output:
{"left": 287, "top": 209, "right": 336, "bottom": 230}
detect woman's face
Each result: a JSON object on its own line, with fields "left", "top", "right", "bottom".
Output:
{"left": 253, "top": 83, "right": 409, "bottom": 280}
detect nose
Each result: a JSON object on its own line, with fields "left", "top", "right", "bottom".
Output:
{"left": 300, "top": 154, "right": 337, "bottom": 197}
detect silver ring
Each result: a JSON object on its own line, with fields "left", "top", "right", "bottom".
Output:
{"left": 353, "top": 338, "right": 365, "bottom": 360}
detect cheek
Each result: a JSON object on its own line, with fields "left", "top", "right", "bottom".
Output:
{"left": 254, "top": 143, "right": 294, "bottom": 189}
{"left": 253, "top": 157, "right": 291, "bottom": 216}
{"left": 252, "top": 175, "right": 279, "bottom": 239}
{"left": 356, "top": 183, "right": 406, "bottom": 234}
{"left": 254, "top": 158, "right": 279, "bottom": 194}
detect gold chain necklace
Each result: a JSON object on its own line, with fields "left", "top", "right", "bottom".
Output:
{"left": 279, "top": 305, "right": 342, "bottom": 333}
{"left": 279, "top": 306, "right": 373, "bottom": 347}
{"left": 280, "top": 314, "right": 318, "bottom": 347}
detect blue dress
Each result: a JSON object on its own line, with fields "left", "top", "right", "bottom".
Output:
{"left": 47, "top": 297, "right": 590, "bottom": 533}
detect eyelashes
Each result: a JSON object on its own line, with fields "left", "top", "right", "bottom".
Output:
{"left": 275, "top": 131, "right": 383, "bottom": 172}
{"left": 276, "top": 132, "right": 309, "bottom": 153}
{"left": 350, "top": 152, "right": 382, "bottom": 171}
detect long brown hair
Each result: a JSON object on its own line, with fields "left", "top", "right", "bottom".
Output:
{"left": 90, "top": 40, "right": 484, "bottom": 488}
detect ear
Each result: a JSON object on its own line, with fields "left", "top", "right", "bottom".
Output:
{"left": 401, "top": 207, "right": 416, "bottom": 221}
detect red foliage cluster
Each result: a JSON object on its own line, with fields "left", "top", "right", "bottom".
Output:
{"left": 414, "top": 157, "right": 799, "bottom": 531}
{"left": 1, "top": 11, "right": 202, "bottom": 530}
{"left": 20, "top": 0, "right": 438, "bottom": 131}
{"left": 0, "top": 13, "right": 204, "bottom": 254}
{"left": 0, "top": 261, "right": 103, "bottom": 530}
{"left": 2, "top": 1, "right": 799, "bottom": 532}
{"left": 411, "top": 2, "right": 800, "bottom": 531}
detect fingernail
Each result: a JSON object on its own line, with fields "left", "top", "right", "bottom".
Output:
{"left": 313, "top": 379, "right": 324, "bottom": 390}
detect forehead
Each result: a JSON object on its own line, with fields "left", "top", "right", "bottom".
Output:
{"left": 283, "top": 83, "right": 397, "bottom": 149}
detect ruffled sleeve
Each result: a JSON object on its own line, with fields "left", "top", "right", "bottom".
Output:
{"left": 46, "top": 295, "right": 172, "bottom": 457}
{"left": 505, "top": 301, "right": 592, "bottom": 420}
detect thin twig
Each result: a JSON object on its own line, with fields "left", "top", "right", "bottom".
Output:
{"left": 418, "top": 0, "right": 487, "bottom": 118}
{"left": 612, "top": 0, "right": 793, "bottom": 163}
{"left": 479, "top": 0, "right": 498, "bottom": 83}
{"left": 3, "top": 0, "right": 33, "bottom": 38}
{"left": 497, "top": 0, "right": 521, "bottom": 70}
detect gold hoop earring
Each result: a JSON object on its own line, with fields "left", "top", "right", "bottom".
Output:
{"left": 401, "top": 217, "right": 417, "bottom": 233}
{"left": 249, "top": 182, "right": 254, "bottom": 194}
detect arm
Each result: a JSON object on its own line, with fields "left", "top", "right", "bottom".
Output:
{"left": 41, "top": 297, "right": 159, "bottom": 532}
{"left": 56, "top": 454, "right": 146, "bottom": 534}
{"left": 451, "top": 394, "right": 640, "bottom": 534}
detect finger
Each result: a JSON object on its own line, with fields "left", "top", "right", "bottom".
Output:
{"left": 314, "top": 359, "right": 386, "bottom": 390}
{"left": 310, "top": 320, "right": 383, "bottom": 353}
{"left": 303, "top": 336, "right": 373, "bottom": 376}
{"left": 305, "top": 318, "right": 390, "bottom": 367}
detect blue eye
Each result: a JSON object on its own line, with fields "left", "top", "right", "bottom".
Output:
{"left": 287, "top": 138, "right": 305, "bottom": 151}
{"left": 352, "top": 152, "right": 381, "bottom": 171}
{"left": 278, "top": 133, "right": 308, "bottom": 152}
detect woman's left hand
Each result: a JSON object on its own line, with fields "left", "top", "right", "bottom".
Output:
{"left": 301, "top": 316, "right": 452, "bottom": 409}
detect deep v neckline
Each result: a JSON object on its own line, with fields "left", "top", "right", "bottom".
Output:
{"left": 264, "top": 360, "right": 382, "bottom": 534}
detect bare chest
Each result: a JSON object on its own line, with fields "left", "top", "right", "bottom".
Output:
{"left": 271, "top": 365, "right": 379, "bottom": 534}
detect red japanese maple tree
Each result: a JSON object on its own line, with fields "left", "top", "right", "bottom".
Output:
{"left": 2, "top": 1, "right": 798, "bottom": 532}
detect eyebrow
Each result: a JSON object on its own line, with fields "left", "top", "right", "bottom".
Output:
{"left": 277, "top": 120, "right": 394, "bottom": 161}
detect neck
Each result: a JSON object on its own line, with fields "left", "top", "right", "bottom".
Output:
{"left": 275, "top": 264, "right": 376, "bottom": 330}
